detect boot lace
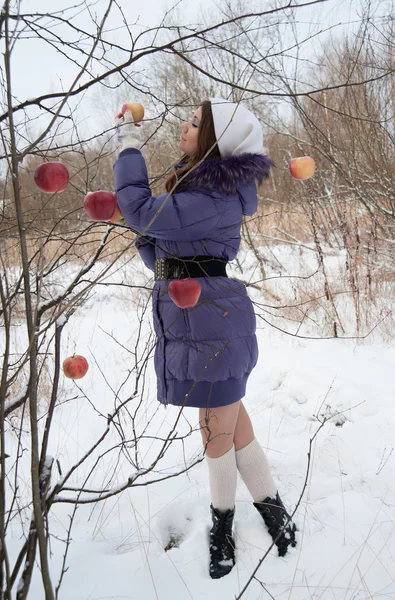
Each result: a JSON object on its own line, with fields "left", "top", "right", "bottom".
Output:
{"left": 210, "top": 519, "right": 234, "bottom": 562}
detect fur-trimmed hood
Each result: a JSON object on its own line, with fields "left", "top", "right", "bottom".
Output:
{"left": 175, "top": 153, "right": 273, "bottom": 195}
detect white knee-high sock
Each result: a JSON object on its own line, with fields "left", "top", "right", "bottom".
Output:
{"left": 235, "top": 438, "right": 277, "bottom": 502}
{"left": 206, "top": 445, "right": 237, "bottom": 512}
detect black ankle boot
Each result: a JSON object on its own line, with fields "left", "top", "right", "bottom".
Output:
{"left": 253, "top": 492, "right": 297, "bottom": 557}
{"left": 209, "top": 504, "right": 236, "bottom": 579}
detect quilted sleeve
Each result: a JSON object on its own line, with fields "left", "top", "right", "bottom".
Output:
{"left": 135, "top": 236, "right": 156, "bottom": 272}
{"left": 114, "top": 148, "right": 227, "bottom": 241}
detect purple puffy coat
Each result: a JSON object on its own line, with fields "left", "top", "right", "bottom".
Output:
{"left": 114, "top": 148, "right": 272, "bottom": 409}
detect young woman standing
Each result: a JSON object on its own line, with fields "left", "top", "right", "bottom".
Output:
{"left": 114, "top": 98, "right": 297, "bottom": 579}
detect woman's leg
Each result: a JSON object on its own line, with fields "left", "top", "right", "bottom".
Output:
{"left": 199, "top": 402, "right": 240, "bottom": 511}
{"left": 200, "top": 403, "right": 240, "bottom": 579}
{"left": 233, "top": 402, "right": 297, "bottom": 556}
{"left": 233, "top": 401, "right": 277, "bottom": 501}
{"left": 199, "top": 401, "right": 241, "bottom": 458}
{"left": 233, "top": 400, "right": 255, "bottom": 451}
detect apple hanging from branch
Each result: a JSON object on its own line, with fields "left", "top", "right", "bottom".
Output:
{"left": 83, "top": 190, "right": 124, "bottom": 224}
{"left": 63, "top": 355, "right": 89, "bottom": 379}
{"left": 289, "top": 156, "right": 316, "bottom": 180}
{"left": 168, "top": 278, "right": 201, "bottom": 309}
{"left": 116, "top": 102, "right": 145, "bottom": 123}
{"left": 34, "top": 162, "right": 69, "bottom": 193}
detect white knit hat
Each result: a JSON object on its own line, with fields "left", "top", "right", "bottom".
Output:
{"left": 210, "top": 97, "right": 264, "bottom": 157}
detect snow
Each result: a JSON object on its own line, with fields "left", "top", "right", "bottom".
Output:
{"left": 3, "top": 245, "right": 395, "bottom": 599}
{"left": 56, "top": 313, "right": 68, "bottom": 327}
{"left": 39, "top": 456, "right": 54, "bottom": 484}
{"left": 4, "top": 384, "right": 29, "bottom": 415}
{"left": 219, "top": 558, "right": 234, "bottom": 567}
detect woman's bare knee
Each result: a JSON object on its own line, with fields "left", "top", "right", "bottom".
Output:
{"left": 199, "top": 403, "right": 240, "bottom": 458}
{"left": 233, "top": 401, "right": 255, "bottom": 451}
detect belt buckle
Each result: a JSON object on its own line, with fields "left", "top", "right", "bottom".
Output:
{"left": 155, "top": 258, "right": 186, "bottom": 280}
{"left": 155, "top": 258, "right": 167, "bottom": 281}
{"left": 169, "top": 261, "right": 184, "bottom": 279}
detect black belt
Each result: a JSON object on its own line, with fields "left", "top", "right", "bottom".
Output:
{"left": 154, "top": 256, "right": 228, "bottom": 281}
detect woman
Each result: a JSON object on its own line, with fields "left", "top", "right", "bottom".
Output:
{"left": 114, "top": 98, "right": 297, "bottom": 579}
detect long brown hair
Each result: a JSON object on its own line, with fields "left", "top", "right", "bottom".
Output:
{"left": 165, "top": 100, "right": 221, "bottom": 192}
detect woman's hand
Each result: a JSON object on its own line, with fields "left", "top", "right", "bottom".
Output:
{"left": 115, "top": 110, "right": 143, "bottom": 152}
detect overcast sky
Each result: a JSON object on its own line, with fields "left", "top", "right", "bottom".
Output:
{"left": 3, "top": 0, "right": 389, "bottom": 145}
{"left": 10, "top": 0, "right": 374, "bottom": 103}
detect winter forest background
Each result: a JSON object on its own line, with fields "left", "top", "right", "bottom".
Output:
{"left": 1, "top": 0, "right": 395, "bottom": 598}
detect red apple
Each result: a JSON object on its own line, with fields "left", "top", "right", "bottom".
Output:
{"left": 84, "top": 191, "right": 117, "bottom": 221}
{"left": 116, "top": 102, "right": 144, "bottom": 122}
{"left": 168, "top": 278, "right": 201, "bottom": 308}
{"left": 34, "top": 162, "right": 69, "bottom": 193}
{"left": 63, "top": 355, "right": 89, "bottom": 379}
{"left": 289, "top": 156, "right": 316, "bottom": 180}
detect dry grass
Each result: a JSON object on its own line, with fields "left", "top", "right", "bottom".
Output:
{"left": 2, "top": 193, "right": 395, "bottom": 343}
{"left": 1, "top": 224, "right": 137, "bottom": 268}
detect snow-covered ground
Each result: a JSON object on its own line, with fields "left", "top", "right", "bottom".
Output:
{"left": 5, "top": 245, "right": 395, "bottom": 599}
